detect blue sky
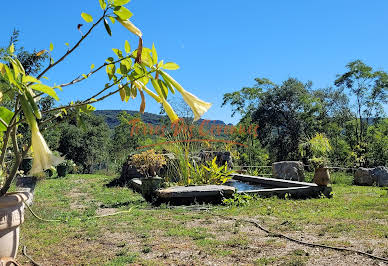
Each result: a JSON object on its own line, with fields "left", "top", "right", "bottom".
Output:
{"left": 1, "top": 0, "right": 388, "bottom": 124}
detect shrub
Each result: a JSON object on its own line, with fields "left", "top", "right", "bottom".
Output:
{"left": 131, "top": 149, "right": 167, "bottom": 178}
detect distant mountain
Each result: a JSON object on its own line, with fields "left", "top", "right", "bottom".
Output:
{"left": 95, "top": 110, "right": 229, "bottom": 128}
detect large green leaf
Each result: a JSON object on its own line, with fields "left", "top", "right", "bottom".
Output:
{"left": 162, "top": 62, "right": 180, "bottom": 70}
{"left": 98, "top": 0, "right": 107, "bottom": 10}
{"left": 113, "top": 6, "right": 133, "bottom": 20}
{"left": 124, "top": 40, "right": 131, "bottom": 54}
{"left": 113, "top": 0, "right": 131, "bottom": 6}
{"left": 0, "top": 107, "right": 14, "bottom": 131}
{"left": 81, "top": 12, "right": 93, "bottom": 23}
{"left": 30, "top": 84, "right": 59, "bottom": 100}
{"left": 22, "top": 75, "right": 41, "bottom": 84}
{"left": 112, "top": 48, "right": 123, "bottom": 58}
{"left": 151, "top": 43, "right": 158, "bottom": 65}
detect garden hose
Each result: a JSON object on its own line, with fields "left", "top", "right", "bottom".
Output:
{"left": 213, "top": 214, "right": 388, "bottom": 263}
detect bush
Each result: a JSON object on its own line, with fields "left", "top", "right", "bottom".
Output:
{"left": 131, "top": 149, "right": 167, "bottom": 178}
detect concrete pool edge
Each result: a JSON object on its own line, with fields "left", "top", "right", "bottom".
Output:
{"left": 129, "top": 175, "right": 332, "bottom": 204}
{"left": 232, "top": 174, "right": 332, "bottom": 198}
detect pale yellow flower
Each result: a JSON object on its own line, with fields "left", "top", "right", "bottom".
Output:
{"left": 30, "top": 121, "right": 63, "bottom": 174}
{"left": 180, "top": 90, "right": 212, "bottom": 122}
{"left": 161, "top": 71, "right": 212, "bottom": 121}
{"left": 161, "top": 98, "right": 179, "bottom": 123}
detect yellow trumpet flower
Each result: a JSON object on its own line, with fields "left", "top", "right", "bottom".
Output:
{"left": 161, "top": 98, "right": 179, "bottom": 123}
{"left": 30, "top": 121, "right": 63, "bottom": 174}
{"left": 161, "top": 71, "right": 212, "bottom": 121}
{"left": 180, "top": 90, "right": 212, "bottom": 122}
{"left": 20, "top": 95, "right": 63, "bottom": 174}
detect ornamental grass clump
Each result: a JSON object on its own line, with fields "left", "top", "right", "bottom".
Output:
{"left": 131, "top": 149, "right": 166, "bottom": 178}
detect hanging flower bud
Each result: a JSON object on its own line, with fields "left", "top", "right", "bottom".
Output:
{"left": 118, "top": 19, "right": 142, "bottom": 38}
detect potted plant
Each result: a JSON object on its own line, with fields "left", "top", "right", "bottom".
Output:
{"left": 299, "top": 133, "right": 332, "bottom": 186}
{"left": 131, "top": 149, "right": 167, "bottom": 201}
{"left": 56, "top": 159, "right": 76, "bottom": 178}
{"left": 0, "top": 0, "right": 211, "bottom": 259}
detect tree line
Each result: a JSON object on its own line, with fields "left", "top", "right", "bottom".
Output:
{"left": 222, "top": 60, "right": 388, "bottom": 168}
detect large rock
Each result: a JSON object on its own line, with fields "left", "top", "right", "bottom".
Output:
{"left": 354, "top": 168, "right": 375, "bottom": 186}
{"left": 371, "top": 166, "right": 388, "bottom": 187}
{"left": 272, "top": 161, "right": 305, "bottom": 182}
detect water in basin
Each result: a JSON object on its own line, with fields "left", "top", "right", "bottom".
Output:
{"left": 225, "top": 179, "right": 268, "bottom": 191}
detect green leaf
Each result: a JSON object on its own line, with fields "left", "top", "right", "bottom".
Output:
{"left": 90, "top": 64, "right": 95, "bottom": 70}
{"left": 123, "top": 84, "right": 131, "bottom": 97}
{"left": 104, "top": 19, "right": 112, "bottom": 36}
{"left": 151, "top": 43, "right": 158, "bottom": 65}
{"left": 65, "top": 42, "right": 69, "bottom": 46}
{"left": 81, "top": 12, "right": 93, "bottom": 23}
{"left": 9, "top": 43, "right": 15, "bottom": 54}
{"left": 0, "top": 107, "right": 14, "bottom": 132}
{"left": 162, "top": 62, "right": 180, "bottom": 70}
{"left": 98, "top": 0, "right": 107, "bottom": 10}
{"left": 112, "top": 48, "right": 123, "bottom": 58}
{"left": 131, "top": 84, "right": 137, "bottom": 98}
{"left": 113, "top": 6, "right": 133, "bottom": 20}
{"left": 120, "top": 62, "right": 128, "bottom": 75}
{"left": 157, "top": 59, "right": 164, "bottom": 69}
{"left": 80, "top": 104, "right": 96, "bottom": 113}
{"left": 119, "top": 84, "right": 126, "bottom": 101}
{"left": 124, "top": 40, "right": 131, "bottom": 54}
{"left": 22, "top": 75, "right": 41, "bottom": 84}
{"left": 109, "top": 16, "right": 116, "bottom": 24}
{"left": 30, "top": 84, "right": 59, "bottom": 100}
{"left": 49, "top": 42, "right": 54, "bottom": 52}
{"left": 159, "top": 71, "right": 175, "bottom": 94}
{"left": 113, "top": 0, "right": 130, "bottom": 6}
{"left": 158, "top": 79, "right": 168, "bottom": 99}
{"left": 82, "top": 74, "right": 88, "bottom": 79}
{"left": 121, "top": 58, "right": 132, "bottom": 72}
{"left": 106, "top": 64, "right": 116, "bottom": 80}
{"left": 151, "top": 78, "right": 163, "bottom": 98}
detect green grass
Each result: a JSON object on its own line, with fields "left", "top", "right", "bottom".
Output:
{"left": 14, "top": 173, "right": 388, "bottom": 265}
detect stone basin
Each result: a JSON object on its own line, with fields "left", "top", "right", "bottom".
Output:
{"left": 155, "top": 185, "right": 235, "bottom": 205}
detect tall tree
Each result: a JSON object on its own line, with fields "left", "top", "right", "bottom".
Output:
{"left": 335, "top": 60, "right": 388, "bottom": 165}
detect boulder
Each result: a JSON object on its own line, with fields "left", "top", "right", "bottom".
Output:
{"left": 119, "top": 155, "right": 144, "bottom": 184}
{"left": 272, "top": 161, "right": 305, "bottom": 182}
{"left": 354, "top": 168, "right": 375, "bottom": 186}
{"left": 371, "top": 166, "right": 388, "bottom": 187}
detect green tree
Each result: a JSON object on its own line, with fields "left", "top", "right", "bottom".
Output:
{"left": 335, "top": 60, "right": 388, "bottom": 165}
{"left": 365, "top": 119, "right": 388, "bottom": 166}
{"left": 251, "top": 78, "right": 322, "bottom": 161}
{"left": 111, "top": 111, "right": 145, "bottom": 162}
{"left": 55, "top": 112, "right": 111, "bottom": 173}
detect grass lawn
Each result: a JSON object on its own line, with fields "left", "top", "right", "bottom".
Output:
{"left": 14, "top": 174, "right": 388, "bottom": 265}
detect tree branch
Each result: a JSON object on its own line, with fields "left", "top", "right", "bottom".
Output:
{"left": 57, "top": 56, "right": 133, "bottom": 88}
{"left": 36, "top": 10, "right": 107, "bottom": 80}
